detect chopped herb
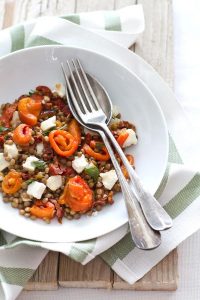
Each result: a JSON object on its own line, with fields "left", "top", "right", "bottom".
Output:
{"left": 26, "top": 179, "right": 35, "bottom": 185}
{"left": 31, "top": 160, "right": 46, "bottom": 170}
{"left": 4, "top": 134, "right": 10, "bottom": 140}
{"left": 95, "top": 142, "right": 104, "bottom": 151}
{"left": 85, "top": 164, "right": 99, "bottom": 182}
{"left": 0, "top": 126, "right": 10, "bottom": 133}
{"left": 43, "top": 127, "right": 56, "bottom": 135}
{"left": 28, "top": 89, "right": 37, "bottom": 96}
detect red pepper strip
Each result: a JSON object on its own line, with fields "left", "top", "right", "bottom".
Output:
{"left": 30, "top": 201, "right": 55, "bottom": 219}
{"left": 0, "top": 102, "right": 18, "bottom": 127}
{"left": 83, "top": 140, "right": 110, "bottom": 161}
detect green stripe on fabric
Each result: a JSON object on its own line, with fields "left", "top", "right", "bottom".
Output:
{"left": 104, "top": 12, "right": 121, "bottom": 31}
{"left": 103, "top": 173, "right": 200, "bottom": 267}
{"left": 154, "top": 164, "right": 170, "bottom": 199}
{"left": 69, "top": 239, "right": 96, "bottom": 263}
{"left": 0, "top": 232, "right": 6, "bottom": 247}
{"left": 0, "top": 266, "right": 34, "bottom": 286}
{"left": 4, "top": 237, "right": 40, "bottom": 249}
{"left": 101, "top": 232, "right": 135, "bottom": 265}
{"left": 61, "top": 14, "right": 80, "bottom": 25}
{"left": 26, "top": 35, "right": 61, "bottom": 48}
{"left": 168, "top": 135, "right": 183, "bottom": 164}
{"left": 10, "top": 24, "right": 25, "bottom": 52}
{"left": 164, "top": 173, "right": 200, "bottom": 218}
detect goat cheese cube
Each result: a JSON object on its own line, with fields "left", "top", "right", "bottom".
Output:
{"left": 122, "top": 129, "right": 137, "bottom": 148}
{"left": 36, "top": 143, "right": 44, "bottom": 156}
{"left": 40, "top": 116, "right": 56, "bottom": 132}
{"left": 72, "top": 154, "right": 89, "bottom": 174}
{"left": 53, "top": 83, "right": 65, "bottom": 97}
{"left": 22, "top": 156, "right": 39, "bottom": 171}
{"left": 4, "top": 143, "right": 19, "bottom": 159}
{"left": 11, "top": 111, "right": 20, "bottom": 127}
{"left": 0, "top": 153, "right": 9, "bottom": 171}
{"left": 27, "top": 181, "right": 46, "bottom": 199}
{"left": 46, "top": 175, "right": 62, "bottom": 191}
{"left": 100, "top": 170, "right": 118, "bottom": 190}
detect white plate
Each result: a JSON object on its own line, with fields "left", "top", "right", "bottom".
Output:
{"left": 0, "top": 46, "right": 168, "bottom": 242}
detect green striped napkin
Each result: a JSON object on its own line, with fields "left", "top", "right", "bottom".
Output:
{"left": 0, "top": 5, "right": 200, "bottom": 300}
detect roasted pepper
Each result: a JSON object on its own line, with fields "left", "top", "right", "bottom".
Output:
{"left": 30, "top": 200, "right": 55, "bottom": 219}
{"left": 18, "top": 97, "right": 42, "bottom": 126}
{"left": 13, "top": 124, "right": 32, "bottom": 146}
{"left": 2, "top": 171, "right": 22, "bottom": 194}
{"left": 83, "top": 140, "right": 110, "bottom": 161}
{"left": 68, "top": 119, "right": 81, "bottom": 145}
{"left": 58, "top": 176, "right": 93, "bottom": 212}
{"left": 49, "top": 130, "right": 78, "bottom": 157}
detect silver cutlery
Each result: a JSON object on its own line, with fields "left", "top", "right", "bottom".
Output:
{"left": 61, "top": 61, "right": 161, "bottom": 250}
{"left": 62, "top": 59, "right": 172, "bottom": 231}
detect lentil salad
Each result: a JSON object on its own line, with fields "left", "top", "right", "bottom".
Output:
{"left": 0, "top": 85, "right": 137, "bottom": 223}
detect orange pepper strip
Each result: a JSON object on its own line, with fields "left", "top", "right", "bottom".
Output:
{"left": 2, "top": 171, "right": 22, "bottom": 194}
{"left": 49, "top": 130, "right": 78, "bottom": 157}
{"left": 121, "top": 154, "right": 135, "bottom": 179}
{"left": 18, "top": 97, "right": 42, "bottom": 126}
{"left": 13, "top": 124, "right": 32, "bottom": 146}
{"left": 30, "top": 201, "right": 55, "bottom": 219}
{"left": 117, "top": 131, "right": 129, "bottom": 147}
{"left": 68, "top": 119, "right": 81, "bottom": 145}
{"left": 59, "top": 176, "right": 93, "bottom": 212}
{"left": 83, "top": 140, "right": 110, "bottom": 161}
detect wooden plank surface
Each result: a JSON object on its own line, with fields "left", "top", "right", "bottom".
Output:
{"left": 113, "top": 249, "right": 178, "bottom": 290}
{"left": 24, "top": 251, "right": 59, "bottom": 291}
{"left": 59, "top": 255, "right": 112, "bottom": 289}
{"left": 1, "top": 0, "right": 177, "bottom": 292}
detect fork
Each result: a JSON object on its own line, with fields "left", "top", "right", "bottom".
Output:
{"left": 61, "top": 62, "right": 161, "bottom": 250}
{"left": 62, "top": 59, "right": 172, "bottom": 232}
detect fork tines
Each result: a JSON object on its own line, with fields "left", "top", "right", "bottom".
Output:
{"left": 61, "top": 59, "right": 101, "bottom": 116}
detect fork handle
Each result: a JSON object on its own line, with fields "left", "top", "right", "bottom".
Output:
{"left": 98, "top": 130, "right": 161, "bottom": 250}
{"left": 97, "top": 123, "right": 172, "bottom": 231}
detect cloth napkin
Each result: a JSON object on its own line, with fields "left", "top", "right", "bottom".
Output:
{"left": 0, "top": 5, "right": 200, "bottom": 300}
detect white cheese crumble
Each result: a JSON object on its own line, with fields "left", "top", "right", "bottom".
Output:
{"left": 53, "top": 83, "right": 65, "bottom": 97}
{"left": 22, "top": 156, "right": 39, "bottom": 171}
{"left": 72, "top": 154, "right": 89, "bottom": 174}
{"left": 40, "top": 116, "right": 56, "bottom": 131}
{"left": 11, "top": 111, "right": 20, "bottom": 127}
{"left": 36, "top": 143, "right": 44, "bottom": 156}
{"left": 46, "top": 175, "right": 62, "bottom": 191}
{"left": 27, "top": 181, "right": 46, "bottom": 199}
{"left": 122, "top": 129, "right": 137, "bottom": 148}
{"left": 0, "top": 153, "right": 9, "bottom": 171}
{"left": 100, "top": 170, "right": 118, "bottom": 190}
{"left": 4, "top": 143, "right": 19, "bottom": 159}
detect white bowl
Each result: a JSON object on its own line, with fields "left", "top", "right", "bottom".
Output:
{"left": 0, "top": 46, "right": 168, "bottom": 242}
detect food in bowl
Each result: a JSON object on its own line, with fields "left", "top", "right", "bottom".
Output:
{"left": 0, "top": 84, "right": 137, "bottom": 223}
